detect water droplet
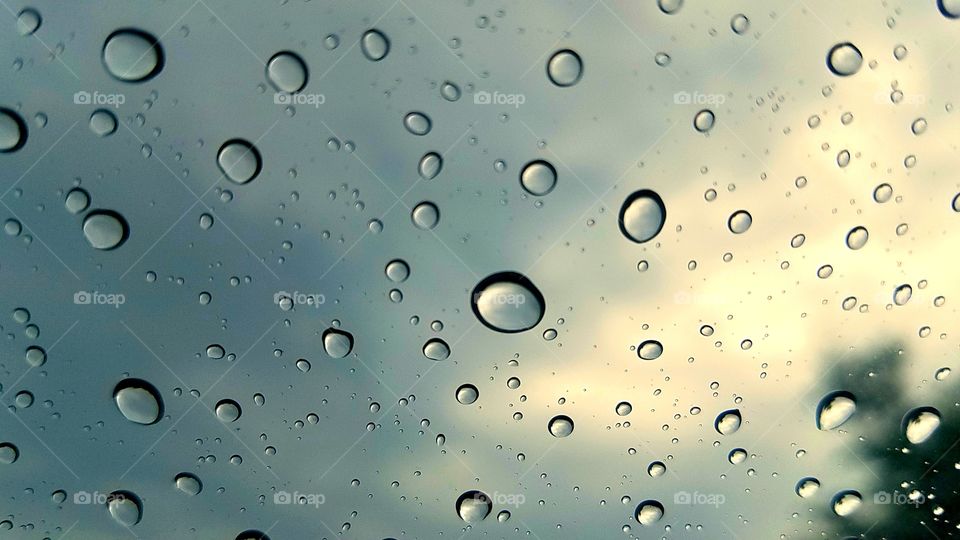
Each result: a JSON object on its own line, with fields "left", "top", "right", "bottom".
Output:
{"left": 102, "top": 29, "right": 164, "bottom": 82}
{"left": 637, "top": 340, "right": 663, "bottom": 360}
{"left": 902, "top": 407, "right": 941, "bottom": 444}
{"left": 0, "top": 108, "right": 27, "bottom": 153}
{"left": 727, "top": 210, "right": 752, "bottom": 234}
{"left": 519, "top": 160, "right": 558, "bottom": 196}
{"left": 547, "top": 49, "right": 583, "bottom": 87}
{"left": 25, "top": 346, "right": 46, "bottom": 367}
{"left": 618, "top": 190, "right": 666, "bottom": 243}
{"left": 215, "top": 399, "right": 242, "bottom": 422}
{"left": 815, "top": 390, "right": 856, "bottom": 430}
{"left": 403, "top": 112, "right": 431, "bottom": 136}
{"left": 114, "top": 379, "right": 163, "bottom": 425}
{"left": 635, "top": 500, "right": 664, "bottom": 525}
{"left": 873, "top": 183, "right": 893, "bottom": 203}
{"left": 795, "top": 477, "right": 820, "bottom": 498}
{"left": 455, "top": 384, "right": 478, "bottom": 404}
{"left": 935, "top": 367, "right": 951, "bottom": 381}
{"left": 548, "top": 415, "right": 574, "bottom": 437}
{"left": 88, "top": 108, "right": 118, "bottom": 137}
{"left": 440, "top": 81, "right": 461, "bottom": 101}
{"left": 360, "top": 29, "right": 390, "bottom": 61}
{"left": 714, "top": 409, "right": 742, "bottom": 435}
{"left": 107, "top": 491, "right": 143, "bottom": 527}
{"left": 82, "top": 210, "right": 128, "bottom": 250}
{"left": 616, "top": 401, "right": 632, "bottom": 416}
{"left": 174, "top": 473, "right": 202, "bottom": 495}
{"left": 657, "top": 0, "right": 683, "bottom": 14}
{"left": 411, "top": 201, "right": 440, "bottom": 229}
{"left": 455, "top": 490, "right": 492, "bottom": 522}
{"left": 728, "top": 448, "right": 747, "bottom": 464}
{"left": 831, "top": 490, "right": 862, "bottom": 517}
{"left": 322, "top": 328, "right": 354, "bottom": 358}
{"left": 418, "top": 152, "right": 442, "bottom": 180}
{"left": 422, "top": 338, "right": 450, "bottom": 361}
{"left": 826, "top": 42, "right": 863, "bottom": 76}
{"left": 266, "top": 51, "right": 308, "bottom": 93}
{"left": 16, "top": 8, "right": 41, "bottom": 36}
{"left": 470, "top": 272, "right": 546, "bottom": 333}
{"left": 385, "top": 259, "right": 410, "bottom": 282}
{"left": 0, "top": 443, "right": 19, "bottom": 464}
{"left": 693, "top": 109, "right": 715, "bottom": 133}
{"left": 845, "top": 226, "right": 869, "bottom": 250}
{"left": 647, "top": 461, "right": 666, "bottom": 477}
{"left": 730, "top": 14, "right": 750, "bottom": 34}
{"left": 938, "top": 0, "right": 960, "bottom": 18}
{"left": 893, "top": 284, "right": 912, "bottom": 306}
{"left": 217, "top": 139, "right": 262, "bottom": 184}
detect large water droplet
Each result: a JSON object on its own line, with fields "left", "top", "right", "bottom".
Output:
{"left": 0, "top": 443, "right": 19, "bottom": 464}
{"left": 816, "top": 390, "right": 856, "bottom": 430}
{"left": 89, "top": 109, "right": 118, "bottom": 137}
{"left": 422, "top": 338, "right": 450, "bottom": 361}
{"left": 938, "top": 0, "right": 960, "bottom": 18}
{"left": 795, "top": 477, "right": 820, "bottom": 498}
{"left": 385, "top": 259, "right": 410, "bottom": 282}
{"left": 902, "top": 407, "right": 942, "bottom": 444}
{"left": 618, "top": 190, "right": 666, "bottom": 243}
{"left": 0, "top": 108, "right": 27, "bottom": 153}
{"left": 845, "top": 226, "right": 869, "bottom": 250}
{"left": 693, "top": 109, "right": 715, "bottom": 133}
{"left": 635, "top": 500, "right": 664, "bottom": 525}
{"left": 893, "top": 284, "right": 912, "bottom": 306}
{"left": 520, "top": 160, "right": 558, "bottom": 196}
{"left": 102, "top": 29, "right": 164, "bottom": 82}
{"left": 547, "top": 49, "right": 583, "bottom": 87}
{"left": 826, "top": 42, "right": 863, "bottom": 76}
{"left": 16, "top": 8, "right": 41, "bottom": 36}
{"left": 456, "top": 384, "right": 479, "bottom": 405}
{"left": 470, "top": 272, "right": 546, "bottom": 333}
{"left": 174, "top": 473, "right": 202, "bottom": 495}
{"left": 411, "top": 201, "right": 440, "bottom": 230}
{"left": 217, "top": 139, "right": 262, "bottom": 184}
{"left": 114, "top": 379, "right": 162, "bottom": 425}
{"left": 266, "top": 51, "right": 308, "bottom": 93}
{"left": 403, "top": 112, "right": 431, "bottom": 136}
{"left": 82, "top": 210, "right": 129, "bottom": 250}
{"left": 107, "top": 491, "right": 143, "bottom": 527}
{"left": 637, "top": 340, "right": 663, "bottom": 360}
{"left": 215, "top": 399, "right": 242, "bottom": 422}
{"left": 455, "top": 490, "right": 492, "bottom": 522}
{"left": 831, "top": 490, "right": 862, "bottom": 517}
{"left": 418, "top": 152, "right": 443, "bottom": 180}
{"left": 714, "top": 409, "right": 742, "bottom": 435}
{"left": 548, "top": 415, "right": 574, "bottom": 437}
{"left": 322, "top": 328, "right": 354, "bottom": 358}
{"left": 361, "top": 29, "right": 390, "bottom": 61}
{"left": 728, "top": 210, "right": 752, "bottom": 234}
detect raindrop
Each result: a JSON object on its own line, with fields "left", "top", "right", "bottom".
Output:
{"left": 618, "top": 190, "right": 666, "bottom": 243}
{"left": 418, "top": 152, "right": 443, "bottom": 180}
{"left": 88, "top": 109, "right": 117, "bottom": 137}
{"left": 360, "top": 29, "right": 390, "bottom": 61}
{"left": 548, "top": 415, "right": 574, "bottom": 437}
{"left": 455, "top": 490, "right": 492, "bottom": 522}
{"left": 546, "top": 49, "right": 583, "bottom": 87}
{"left": 727, "top": 210, "right": 752, "bottom": 234}
{"left": 714, "top": 409, "right": 742, "bottom": 435}
{"left": 0, "top": 108, "right": 27, "bottom": 153}
{"left": 403, "top": 112, "right": 431, "bottom": 136}
{"left": 831, "top": 490, "right": 862, "bottom": 517}
{"left": 82, "top": 210, "right": 128, "bottom": 250}
{"left": 520, "top": 160, "right": 557, "bottom": 196}
{"left": 217, "top": 139, "right": 262, "bottom": 184}
{"left": 902, "top": 407, "right": 941, "bottom": 444}
{"left": 266, "top": 51, "right": 308, "bottom": 93}
{"left": 693, "top": 109, "right": 715, "bottom": 133}
{"left": 385, "top": 259, "right": 410, "bottom": 282}
{"left": 894, "top": 284, "right": 912, "bottom": 306}
{"left": 16, "top": 8, "right": 41, "bottom": 36}
{"left": 215, "top": 399, "right": 242, "bottom": 422}
{"left": 616, "top": 402, "right": 632, "bottom": 416}
{"left": 730, "top": 14, "right": 750, "bottom": 34}
{"left": 0, "top": 443, "right": 19, "bottom": 464}
{"left": 826, "top": 42, "right": 863, "bottom": 76}
{"left": 470, "top": 272, "right": 546, "bottom": 333}
{"left": 657, "top": 0, "right": 683, "bottom": 14}
{"left": 815, "top": 390, "right": 856, "bottom": 430}
{"left": 322, "top": 328, "right": 354, "bottom": 358}
{"left": 845, "top": 226, "right": 868, "bottom": 250}
{"left": 422, "top": 338, "right": 450, "bottom": 361}
{"left": 102, "top": 29, "right": 164, "bottom": 82}
{"left": 411, "top": 201, "right": 440, "bottom": 230}
{"left": 174, "top": 473, "right": 202, "bottom": 495}
{"left": 637, "top": 340, "right": 663, "bottom": 360}
{"left": 938, "top": 0, "right": 960, "bottom": 18}
{"left": 635, "top": 500, "right": 664, "bottom": 525}
{"left": 455, "top": 384, "right": 479, "bottom": 405}
{"left": 796, "top": 477, "right": 820, "bottom": 498}
{"left": 107, "top": 491, "right": 143, "bottom": 527}
{"left": 113, "top": 379, "right": 163, "bottom": 425}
